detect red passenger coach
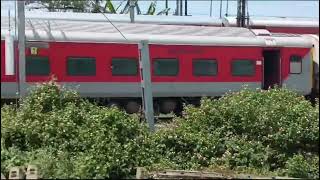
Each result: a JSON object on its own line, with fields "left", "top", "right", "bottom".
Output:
{"left": 1, "top": 16, "right": 318, "bottom": 114}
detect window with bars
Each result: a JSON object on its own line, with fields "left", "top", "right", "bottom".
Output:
{"left": 193, "top": 59, "right": 218, "bottom": 76}
{"left": 26, "top": 56, "right": 50, "bottom": 76}
{"left": 111, "top": 58, "right": 138, "bottom": 76}
{"left": 231, "top": 60, "right": 255, "bottom": 76}
{"left": 154, "top": 58, "right": 179, "bottom": 76}
{"left": 67, "top": 57, "right": 96, "bottom": 76}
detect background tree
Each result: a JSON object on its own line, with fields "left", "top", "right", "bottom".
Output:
{"left": 26, "top": 0, "right": 170, "bottom": 15}
{"left": 25, "top": 0, "right": 90, "bottom": 12}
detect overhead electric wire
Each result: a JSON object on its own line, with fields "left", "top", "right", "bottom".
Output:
{"left": 89, "top": 0, "right": 128, "bottom": 41}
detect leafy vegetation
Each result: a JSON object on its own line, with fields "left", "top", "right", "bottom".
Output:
{"left": 149, "top": 87, "right": 319, "bottom": 178}
{"left": 1, "top": 81, "right": 151, "bottom": 178}
{"left": 26, "top": 0, "right": 171, "bottom": 15}
{"left": 1, "top": 82, "right": 319, "bottom": 179}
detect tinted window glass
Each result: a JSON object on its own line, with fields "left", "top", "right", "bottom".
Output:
{"left": 26, "top": 56, "right": 50, "bottom": 76}
{"left": 112, "top": 58, "right": 138, "bottom": 76}
{"left": 154, "top": 59, "right": 179, "bottom": 76}
{"left": 232, "top": 60, "right": 255, "bottom": 76}
{"left": 193, "top": 59, "right": 217, "bottom": 76}
{"left": 290, "top": 55, "right": 302, "bottom": 74}
{"left": 67, "top": 57, "right": 96, "bottom": 76}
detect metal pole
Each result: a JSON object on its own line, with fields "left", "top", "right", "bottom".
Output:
{"left": 237, "top": 0, "right": 246, "bottom": 27}
{"left": 246, "top": 0, "right": 249, "bottom": 27}
{"left": 8, "top": 9, "right": 11, "bottom": 32}
{"left": 15, "top": 0, "right": 17, "bottom": 37}
{"left": 165, "top": 0, "right": 168, "bottom": 15}
{"left": 210, "top": 0, "right": 213, "bottom": 17}
{"left": 219, "top": 0, "right": 222, "bottom": 18}
{"left": 237, "top": 0, "right": 241, "bottom": 27}
{"left": 184, "top": 0, "right": 187, "bottom": 16}
{"left": 180, "top": 0, "right": 183, "bottom": 16}
{"left": 139, "top": 40, "right": 155, "bottom": 132}
{"left": 17, "top": 0, "right": 26, "bottom": 98}
{"left": 129, "top": 0, "right": 135, "bottom": 23}
{"left": 175, "top": 0, "right": 179, "bottom": 15}
{"left": 241, "top": 0, "right": 246, "bottom": 27}
{"left": 225, "top": 0, "right": 229, "bottom": 17}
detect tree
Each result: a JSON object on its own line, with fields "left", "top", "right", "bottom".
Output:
{"left": 99, "top": 0, "right": 170, "bottom": 15}
{"left": 26, "top": 0, "right": 90, "bottom": 12}
{"left": 26, "top": 0, "right": 170, "bottom": 15}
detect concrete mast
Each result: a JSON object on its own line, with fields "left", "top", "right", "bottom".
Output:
{"left": 17, "top": 0, "right": 26, "bottom": 98}
{"left": 130, "top": 0, "right": 135, "bottom": 23}
{"left": 139, "top": 40, "right": 155, "bottom": 132}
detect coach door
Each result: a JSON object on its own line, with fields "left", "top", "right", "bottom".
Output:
{"left": 262, "top": 50, "right": 281, "bottom": 89}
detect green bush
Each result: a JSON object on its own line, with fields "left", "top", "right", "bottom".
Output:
{"left": 183, "top": 88, "right": 319, "bottom": 154}
{"left": 1, "top": 83, "right": 319, "bottom": 178}
{"left": 150, "top": 87, "right": 319, "bottom": 177}
{"left": 285, "top": 154, "right": 319, "bottom": 179}
{"left": 1, "top": 147, "right": 28, "bottom": 176}
{"left": 150, "top": 127, "right": 225, "bottom": 170}
{"left": 1, "top": 81, "right": 152, "bottom": 178}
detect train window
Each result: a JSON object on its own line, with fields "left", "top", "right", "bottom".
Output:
{"left": 231, "top": 60, "right": 255, "bottom": 76}
{"left": 67, "top": 57, "right": 96, "bottom": 76}
{"left": 193, "top": 59, "right": 217, "bottom": 76}
{"left": 112, "top": 58, "right": 138, "bottom": 76}
{"left": 154, "top": 59, "right": 179, "bottom": 76}
{"left": 26, "top": 56, "right": 50, "bottom": 76}
{"left": 290, "top": 55, "right": 302, "bottom": 74}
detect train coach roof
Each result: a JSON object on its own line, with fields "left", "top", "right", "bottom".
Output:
{"left": 2, "top": 11, "right": 318, "bottom": 28}
{"left": 1, "top": 16, "right": 313, "bottom": 48}
{"left": 1, "top": 16, "right": 252, "bottom": 37}
{"left": 223, "top": 16, "right": 319, "bottom": 28}
{"left": 19, "top": 11, "right": 224, "bottom": 26}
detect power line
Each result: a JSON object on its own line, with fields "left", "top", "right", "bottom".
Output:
{"left": 89, "top": 0, "right": 128, "bottom": 41}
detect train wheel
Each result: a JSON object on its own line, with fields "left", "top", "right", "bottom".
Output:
{"left": 107, "top": 102, "right": 121, "bottom": 109}
{"left": 125, "top": 101, "right": 140, "bottom": 114}
{"left": 159, "top": 99, "right": 177, "bottom": 114}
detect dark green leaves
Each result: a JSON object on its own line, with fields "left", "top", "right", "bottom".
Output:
{"left": 1, "top": 83, "right": 318, "bottom": 179}
{"left": 1, "top": 81, "right": 150, "bottom": 178}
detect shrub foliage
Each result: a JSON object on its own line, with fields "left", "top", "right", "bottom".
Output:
{"left": 150, "top": 88, "right": 319, "bottom": 178}
{"left": 1, "top": 83, "right": 319, "bottom": 178}
{"left": 1, "top": 82, "right": 151, "bottom": 178}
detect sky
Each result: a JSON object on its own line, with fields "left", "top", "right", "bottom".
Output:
{"left": 1, "top": 0, "right": 319, "bottom": 18}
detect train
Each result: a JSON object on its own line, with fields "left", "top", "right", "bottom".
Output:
{"left": 12, "top": 12, "right": 320, "bottom": 34}
{"left": 1, "top": 14, "right": 319, "bottom": 114}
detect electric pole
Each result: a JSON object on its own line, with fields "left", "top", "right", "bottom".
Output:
{"left": 220, "top": 0, "right": 223, "bottom": 18}
{"left": 175, "top": 0, "right": 183, "bottom": 16}
{"left": 165, "top": 0, "right": 168, "bottom": 15}
{"left": 175, "top": 0, "right": 179, "bottom": 15}
{"left": 237, "top": 0, "right": 248, "bottom": 27}
{"left": 180, "top": 0, "right": 183, "bottom": 16}
{"left": 130, "top": 0, "right": 135, "bottom": 23}
{"left": 210, "top": 0, "right": 213, "bottom": 17}
{"left": 184, "top": 0, "right": 188, "bottom": 16}
{"left": 17, "top": 0, "right": 26, "bottom": 98}
{"left": 139, "top": 40, "right": 155, "bottom": 132}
